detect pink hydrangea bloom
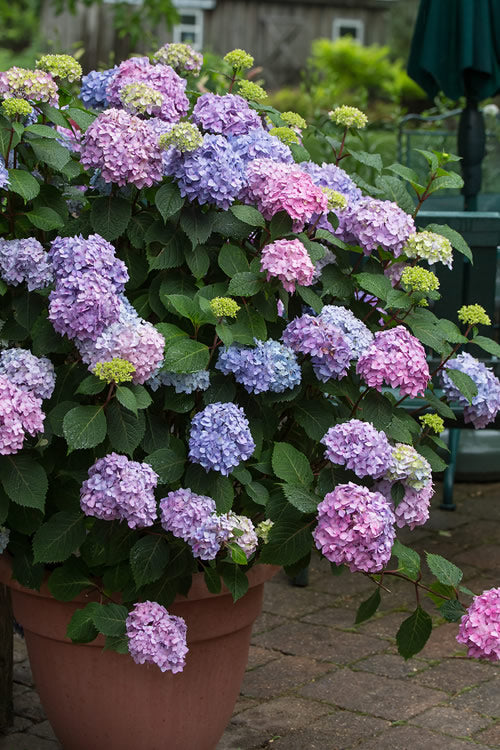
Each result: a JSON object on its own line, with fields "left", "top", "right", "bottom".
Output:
{"left": 375, "top": 479, "right": 433, "bottom": 530}
{"left": 126, "top": 601, "right": 188, "bottom": 673}
{"left": 457, "top": 587, "right": 500, "bottom": 661}
{"left": 260, "top": 238, "right": 314, "bottom": 293}
{"left": 0, "top": 375, "right": 45, "bottom": 455}
{"left": 356, "top": 325, "right": 430, "bottom": 398}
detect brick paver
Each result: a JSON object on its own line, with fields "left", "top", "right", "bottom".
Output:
{"left": 1, "top": 481, "right": 500, "bottom": 750}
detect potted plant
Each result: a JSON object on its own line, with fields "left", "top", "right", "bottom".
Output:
{"left": 0, "top": 46, "right": 500, "bottom": 750}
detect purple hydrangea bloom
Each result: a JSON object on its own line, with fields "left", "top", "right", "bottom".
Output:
{"left": 79, "top": 67, "right": 118, "bottom": 109}
{"left": 80, "top": 453, "right": 158, "bottom": 529}
{"left": 0, "top": 349, "right": 55, "bottom": 401}
{"left": 282, "top": 313, "right": 352, "bottom": 382}
{"left": 189, "top": 402, "right": 255, "bottom": 475}
{"left": 0, "top": 375, "right": 45, "bottom": 454}
{"left": 81, "top": 109, "right": 164, "bottom": 189}
{"left": 148, "top": 369, "right": 210, "bottom": 394}
{"left": 48, "top": 234, "right": 128, "bottom": 292}
{"left": 192, "top": 93, "right": 261, "bottom": 136}
{"left": 216, "top": 339, "right": 301, "bottom": 394}
{"left": 160, "top": 488, "right": 220, "bottom": 560}
{"left": 357, "top": 325, "right": 430, "bottom": 398}
{"left": 375, "top": 478, "right": 433, "bottom": 530}
{"left": 441, "top": 352, "right": 500, "bottom": 429}
{"left": 313, "top": 482, "right": 395, "bottom": 573}
{"left": 299, "top": 161, "right": 362, "bottom": 203}
{"left": 0, "top": 238, "right": 53, "bottom": 291}
{"left": 0, "top": 156, "right": 9, "bottom": 189}
{"left": 336, "top": 197, "right": 415, "bottom": 257}
{"left": 318, "top": 306, "right": 374, "bottom": 360}
{"left": 228, "top": 128, "right": 294, "bottom": 167}
{"left": 49, "top": 271, "right": 121, "bottom": 343}
{"left": 126, "top": 601, "right": 188, "bottom": 673}
{"left": 164, "top": 133, "right": 244, "bottom": 210}
{"left": 321, "top": 419, "right": 392, "bottom": 479}
{"left": 0, "top": 526, "right": 9, "bottom": 554}
{"left": 105, "top": 57, "right": 189, "bottom": 123}
{"left": 456, "top": 587, "right": 500, "bottom": 661}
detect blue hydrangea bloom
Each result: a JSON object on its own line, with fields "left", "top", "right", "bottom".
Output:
{"left": 189, "top": 401, "right": 255, "bottom": 475}
{"left": 299, "top": 161, "right": 362, "bottom": 204}
{"left": 216, "top": 339, "right": 301, "bottom": 394}
{"left": 148, "top": 369, "right": 210, "bottom": 393}
{"left": 441, "top": 352, "right": 500, "bottom": 428}
{"left": 228, "top": 128, "right": 294, "bottom": 168}
{"left": 0, "top": 349, "right": 56, "bottom": 401}
{"left": 319, "top": 305, "right": 374, "bottom": 360}
{"left": 0, "top": 156, "right": 9, "bottom": 189}
{"left": 79, "top": 67, "right": 118, "bottom": 110}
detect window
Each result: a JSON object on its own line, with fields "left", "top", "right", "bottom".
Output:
{"left": 173, "top": 7, "right": 204, "bottom": 49}
{"left": 332, "top": 18, "right": 365, "bottom": 44}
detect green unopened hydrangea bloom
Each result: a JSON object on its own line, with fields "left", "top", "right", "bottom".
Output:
{"left": 2, "top": 98, "right": 33, "bottom": 118}
{"left": 269, "top": 126, "right": 300, "bottom": 146}
{"left": 159, "top": 122, "right": 203, "bottom": 152}
{"left": 94, "top": 358, "right": 135, "bottom": 384}
{"left": 322, "top": 188, "right": 348, "bottom": 212}
{"left": 401, "top": 266, "right": 440, "bottom": 293}
{"left": 36, "top": 54, "right": 82, "bottom": 82}
{"left": 224, "top": 49, "right": 254, "bottom": 71}
{"left": 419, "top": 413, "right": 444, "bottom": 434}
{"left": 237, "top": 80, "right": 267, "bottom": 102}
{"left": 281, "top": 111, "right": 307, "bottom": 130}
{"left": 403, "top": 231, "right": 453, "bottom": 269}
{"left": 256, "top": 519, "right": 274, "bottom": 543}
{"left": 329, "top": 105, "right": 368, "bottom": 129}
{"left": 120, "top": 82, "right": 163, "bottom": 115}
{"left": 210, "top": 297, "right": 240, "bottom": 318}
{"left": 457, "top": 304, "right": 491, "bottom": 326}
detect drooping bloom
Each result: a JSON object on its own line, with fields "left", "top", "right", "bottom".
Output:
{"left": 441, "top": 352, "right": 500, "bottom": 429}
{"left": 402, "top": 231, "right": 453, "bottom": 269}
{"left": 318, "top": 306, "right": 374, "bottom": 360}
{"left": 126, "top": 601, "right": 188, "bottom": 673}
{"left": 282, "top": 313, "right": 352, "bottom": 382}
{"left": 337, "top": 197, "right": 415, "bottom": 257}
{"left": 153, "top": 43, "right": 203, "bottom": 76}
{"left": 0, "top": 375, "right": 45, "bottom": 454}
{"left": 192, "top": 92, "right": 261, "bottom": 136}
{"left": 357, "top": 325, "right": 430, "bottom": 398}
{"left": 48, "top": 234, "right": 128, "bottom": 292}
{"left": 0, "top": 238, "right": 53, "bottom": 291}
{"left": 36, "top": 54, "right": 82, "bottom": 82}
{"left": 216, "top": 339, "right": 301, "bottom": 394}
{"left": 189, "top": 402, "right": 255, "bottom": 475}
{"left": 79, "top": 67, "right": 118, "bottom": 110}
{"left": 148, "top": 369, "right": 210, "bottom": 394}
{"left": 0, "top": 349, "right": 56, "bottom": 401}
{"left": 313, "top": 482, "right": 395, "bottom": 573}
{"left": 80, "top": 453, "right": 158, "bottom": 529}
{"left": 456, "top": 587, "right": 500, "bottom": 661}
{"left": 260, "top": 239, "right": 315, "bottom": 293}
{"left": 321, "top": 419, "right": 392, "bottom": 479}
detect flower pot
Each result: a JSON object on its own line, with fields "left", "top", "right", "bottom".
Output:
{"left": 0, "top": 556, "right": 277, "bottom": 750}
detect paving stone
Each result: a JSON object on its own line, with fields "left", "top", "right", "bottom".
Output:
{"left": 270, "top": 709, "right": 390, "bottom": 750}
{"left": 241, "top": 654, "right": 334, "bottom": 699}
{"left": 451, "top": 679, "right": 500, "bottom": 718}
{"left": 252, "top": 612, "right": 287, "bottom": 635}
{"left": 2, "top": 716, "right": 33, "bottom": 735}
{"left": 261, "top": 582, "right": 330, "bottom": 619}
{"left": 299, "top": 606, "right": 358, "bottom": 629}
{"left": 474, "top": 722, "right": 500, "bottom": 746}
{"left": 455, "top": 544, "right": 500, "bottom": 571}
{"left": 12, "top": 635, "right": 28, "bottom": 664}
{"left": 12, "top": 683, "right": 30, "bottom": 698}
{"left": 230, "top": 696, "right": 332, "bottom": 735}
{"left": 418, "top": 623, "right": 466, "bottom": 659}
{"left": 13, "top": 691, "right": 46, "bottom": 722}
{"left": 12, "top": 661, "right": 33, "bottom": 687}
{"left": 246, "top": 645, "right": 278, "bottom": 671}
{"left": 253, "top": 621, "right": 385, "bottom": 664}
{"left": 446, "top": 520, "right": 500, "bottom": 548}
{"left": 27, "top": 721, "right": 59, "bottom": 741}
{"left": 409, "top": 705, "right": 491, "bottom": 737}
{"left": 354, "top": 724, "right": 496, "bottom": 750}
{"left": 414, "top": 658, "right": 496, "bottom": 694}
{"left": 216, "top": 722, "right": 275, "bottom": 750}
{"left": 353, "top": 653, "right": 430, "bottom": 680}
{"left": 299, "top": 669, "right": 444, "bottom": 721}
{"left": 426, "top": 509, "right": 469, "bottom": 531}
{"left": 357, "top": 611, "right": 408, "bottom": 640}
{"left": 231, "top": 697, "right": 258, "bottom": 716}
{"left": 0, "top": 734, "right": 62, "bottom": 750}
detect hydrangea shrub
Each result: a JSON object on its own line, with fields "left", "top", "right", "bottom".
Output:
{"left": 0, "top": 50, "right": 500, "bottom": 673}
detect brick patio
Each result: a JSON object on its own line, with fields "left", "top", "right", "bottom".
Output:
{"left": 1, "top": 481, "right": 500, "bottom": 749}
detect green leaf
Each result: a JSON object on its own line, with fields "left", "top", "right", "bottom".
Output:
{"left": 1, "top": 455, "right": 47, "bottom": 511}
{"left": 65, "top": 107, "right": 97, "bottom": 131}
{"left": 130, "top": 536, "right": 170, "bottom": 588}
{"left": 396, "top": 606, "right": 433, "bottom": 659}
{"left": 11, "top": 549, "right": 44, "bottom": 590}
{"left": 104, "top": 634, "right": 129, "bottom": 654}
{"left": 361, "top": 391, "right": 394, "bottom": 430}
{"left": 440, "top": 599, "right": 466, "bottom": 622}
{"left": 386, "top": 163, "right": 423, "bottom": 188}
{"left": 230, "top": 204, "right": 265, "bottom": 227}
{"left": 227, "top": 272, "right": 262, "bottom": 297}
{"left": 392, "top": 539, "right": 420, "bottom": 580}
{"left": 425, "top": 552, "right": 463, "bottom": 587}
{"left": 211, "top": 475, "right": 234, "bottom": 513}
{"left": 25, "top": 124, "right": 62, "bottom": 139}
{"left": 272, "top": 442, "right": 314, "bottom": 487}
{"left": 417, "top": 444, "right": 447, "bottom": 473}
{"left": 227, "top": 542, "right": 249, "bottom": 565}
{"left": 7, "top": 169, "right": 40, "bottom": 201}
{"left": 66, "top": 603, "right": 101, "bottom": 643}
{"left": 91, "top": 196, "right": 131, "bottom": 241}
{"left": 33, "top": 511, "right": 87, "bottom": 564}
{"left": 221, "top": 563, "right": 249, "bottom": 602}
{"left": 106, "top": 401, "right": 145, "bottom": 456}
{"left": 48, "top": 557, "right": 92, "bottom": 602}
{"left": 163, "top": 293, "right": 199, "bottom": 322}
{"left": 355, "top": 272, "right": 392, "bottom": 301}
{"left": 180, "top": 206, "right": 214, "bottom": 248}
{"left": 282, "top": 485, "right": 318, "bottom": 513}
{"left": 186, "top": 245, "right": 210, "bottom": 279}
{"left": 76, "top": 375, "right": 106, "bottom": 396}
{"left": 245, "top": 481, "right": 269, "bottom": 506}
{"left": 349, "top": 148, "right": 383, "bottom": 172}
{"left": 321, "top": 264, "right": 355, "bottom": 299}
{"left": 375, "top": 175, "right": 415, "bottom": 214}
{"left": 63, "top": 405, "right": 106, "bottom": 451}
{"left": 437, "top": 319, "right": 468, "bottom": 344}
{"left": 444, "top": 369, "right": 478, "bottom": 404}
{"left": 91, "top": 602, "right": 128, "bottom": 637}
{"left": 218, "top": 244, "right": 250, "bottom": 276}
{"left": 230, "top": 306, "right": 266, "bottom": 345}
{"left": 472, "top": 335, "right": 500, "bottom": 358}
{"left": 260, "top": 518, "right": 313, "bottom": 565}
{"left": 297, "top": 285, "right": 323, "bottom": 314}
{"left": 129, "top": 385, "right": 152, "bottom": 410}
{"left": 30, "top": 137, "right": 71, "bottom": 171}
{"left": 424, "top": 223, "right": 472, "bottom": 263}
{"left": 163, "top": 339, "right": 210, "bottom": 373}
{"left": 269, "top": 211, "right": 293, "bottom": 240}
{"left": 428, "top": 172, "right": 464, "bottom": 192}
{"left": 203, "top": 566, "right": 222, "bottom": 594}
{"left": 26, "top": 206, "right": 65, "bottom": 231}
{"left": 213, "top": 210, "right": 250, "bottom": 241}
{"left": 155, "top": 181, "right": 184, "bottom": 221}
{"left": 424, "top": 391, "right": 456, "bottom": 420}
{"left": 355, "top": 588, "right": 381, "bottom": 625}
{"left": 116, "top": 386, "right": 138, "bottom": 415}
{"left": 144, "top": 448, "right": 185, "bottom": 483}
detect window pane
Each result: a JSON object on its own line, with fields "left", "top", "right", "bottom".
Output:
{"left": 180, "top": 14, "right": 197, "bottom": 24}
{"left": 181, "top": 31, "right": 196, "bottom": 42}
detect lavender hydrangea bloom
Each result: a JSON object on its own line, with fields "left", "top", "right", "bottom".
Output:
{"left": 0, "top": 526, "right": 9, "bottom": 554}
{"left": 376, "top": 478, "right": 433, "bottom": 530}
{"left": 126, "top": 601, "right": 188, "bottom": 673}
{"left": 164, "top": 133, "right": 244, "bottom": 210}
{"left": 319, "top": 306, "right": 374, "bottom": 360}
{"left": 385, "top": 443, "right": 432, "bottom": 490}
{"left": 189, "top": 402, "right": 255, "bottom": 475}
{"left": 49, "top": 271, "right": 121, "bottom": 343}
{"left": 357, "top": 326, "right": 430, "bottom": 398}
{"left": 0, "top": 238, "right": 53, "bottom": 291}
{"left": 192, "top": 93, "right": 261, "bottom": 136}
{"left": 79, "top": 67, "right": 118, "bottom": 109}
{"left": 313, "top": 482, "right": 395, "bottom": 573}
{"left": 0, "top": 349, "right": 55, "bottom": 401}
{"left": 441, "top": 352, "right": 500, "bottom": 429}
{"left": 282, "top": 313, "right": 352, "bottom": 382}
{"left": 299, "top": 161, "right": 362, "bottom": 203}
{"left": 160, "top": 488, "right": 220, "bottom": 560}
{"left": 456, "top": 587, "right": 500, "bottom": 661}
{"left": 48, "top": 234, "right": 128, "bottom": 291}
{"left": 0, "top": 375, "right": 45, "bottom": 454}
{"left": 337, "top": 197, "right": 415, "bottom": 257}
{"left": 0, "top": 156, "right": 9, "bottom": 189}
{"left": 148, "top": 369, "right": 210, "bottom": 394}
{"left": 228, "top": 128, "right": 293, "bottom": 167}
{"left": 216, "top": 339, "right": 301, "bottom": 394}
{"left": 321, "top": 419, "right": 392, "bottom": 479}
{"left": 80, "top": 453, "right": 158, "bottom": 528}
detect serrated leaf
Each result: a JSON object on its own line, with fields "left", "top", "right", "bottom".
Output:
{"left": 33, "top": 511, "right": 87, "bottom": 564}
{"left": 144, "top": 448, "right": 185, "bottom": 483}
{"left": 355, "top": 272, "right": 392, "bottom": 301}
{"left": 282, "top": 485, "right": 318, "bottom": 513}
{"left": 230, "top": 306, "right": 266, "bottom": 345}
{"left": 218, "top": 244, "right": 250, "bottom": 276}
{"left": 25, "top": 124, "right": 62, "bottom": 139}
{"left": 396, "top": 606, "right": 432, "bottom": 659}
{"left": 375, "top": 175, "right": 416, "bottom": 214}
{"left": 106, "top": 401, "right": 145, "bottom": 456}
{"left": 76, "top": 375, "right": 106, "bottom": 395}
{"left": 230, "top": 204, "right": 265, "bottom": 228}
{"left": 116, "top": 386, "right": 138, "bottom": 415}
{"left": 91, "top": 602, "right": 128, "bottom": 637}
{"left": 424, "top": 391, "right": 456, "bottom": 420}
{"left": 180, "top": 206, "right": 214, "bottom": 248}
{"left": 472, "top": 335, "right": 500, "bottom": 357}
{"left": 349, "top": 148, "right": 383, "bottom": 172}
{"left": 417, "top": 444, "right": 447, "bottom": 472}
{"left": 260, "top": 519, "right": 313, "bottom": 565}
{"left": 361, "top": 391, "right": 393, "bottom": 430}
{"left": 227, "top": 542, "right": 249, "bottom": 565}
{"left": 31, "top": 137, "right": 71, "bottom": 171}
{"left": 163, "top": 339, "right": 210, "bottom": 373}
{"left": 269, "top": 211, "right": 293, "bottom": 240}
{"left": 221, "top": 563, "right": 249, "bottom": 602}
{"left": 47, "top": 557, "right": 92, "bottom": 602}
{"left": 439, "top": 599, "right": 466, "bottom": 622}
{"left": 355, "top": 588, "right": 381, "bottom": 624}
{"left": 425, "top": 552, "right": 462, "bottom": 587}
{"left": 155, "top": 181, "right": 184, "bottom": 221}
{"left": 186, "top": 245, "right": 210, "bottom": 279}
{"left": 11, "top": 550, "right": 44, "bottom": 590}
{"left": 104, "top": 634, "right": 129, "bottom": 654}
{"left": 392, "top": 539, "right": 420, "bottom": 580}
{"left": 67, "top": 603, "right": 101, "bottom": 643}
{"left": 386, "top": 163, "right": 422, "bottom": 187}
{"left": 63, "top": 405, "right": 106, "bottom": 451}
{"left": 297, "top": 285, "right": 323, "bottom": 314}
{"left": 26, "top": 206, "right": 65, "bottom": 231}
{"left": 91, "top": 196, "right": 131, "bottom": 241}
{"left": 245, "top": 481, "right": 269, "bottom": 506}
{"left": 7, "top": 169, "right": 40, "bottom": 201}
{"left": 130, "top": 536, "right": 170, "bottom": 587}
{"left": 1, "top": 455, "right": 47, "bottom": 511}
{"left": 203, "top": 566, "right": 222, "bottom": 594}
{"left": 65, "top": 107, "right": 97, "bottom": 131}
{"left": 438, "top": 319, "right": 468, "bottom": 344}
{"left": 446, "top": 368, "right": 478, "bottom": 404}
{"left": 227, "top": 271, "right": 262, "bottom": 297}
{"left": 272, "top": 442, "right": 313, "bottom": 487}
{"left": 321, "top": 263, "right": 355, "bottom": 298}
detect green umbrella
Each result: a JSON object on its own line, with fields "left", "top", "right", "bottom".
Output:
{"left": 407, "top": 0, "right": 500, "bottom": 210}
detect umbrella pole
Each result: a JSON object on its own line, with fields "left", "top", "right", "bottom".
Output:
{"left": 458, "top": 99, "right": 486, "bottom": 212}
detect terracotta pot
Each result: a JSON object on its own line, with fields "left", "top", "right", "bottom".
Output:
{"left": 0, "top": 556, "right": 277, "bottom": 750}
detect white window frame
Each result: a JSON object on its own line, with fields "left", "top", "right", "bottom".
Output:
{"left": 173, "top": 7, "right": 204, "bottom": 50}
{"left": 332, "top": 18, "right": 365, "bottom": 44}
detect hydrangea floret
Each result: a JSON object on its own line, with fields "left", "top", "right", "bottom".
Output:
{"left": 260, "top": 238, "right": 315, "bottom": 292}
{"left": 457, "top": 304, "right": 491, "bottom": 327}
{"left": 93, "top": 358, "right": 135, "bottom": 384}
{"left": 224, "top": 49, "right": 254, "bottom": 71}
{"left": 209, "top": 296, "right": 240, "bottom": 318}
{"left": 268, "top": 127, "right": 300, "bottom": 146}
{"left": 0, "top": 67, "right": 58, "bottom": 105}
{"left": 126, "top": 602, "right": 188, "bottom": 673}
{"left": 321, "top": 420, "right": 392, "bottom": 479}
{"left": 153, "top": 43, "right": 203, "bottom": 76}
{"left": 322, "top": 188, "right": 348, "bottom": 212}
{"left": 1, "top": 98, "right": 33, "bottom": 118}
{"left": 119, "top": 82, "right": 164, "bottom": 116}
{"left": 36, "top": 54, "right": 82, "bottom": 82}
{"left": 237, "top": 80, "right": 267, "bottom": 102}
{"left": 441, "top": 352, "right": 500, "bottom": 428}
{"left": 281, "top": 111, "right": 307, "bottom": 130}
{"left": 329, "top": 105, "right": 368, "bottom": 129}
{"left": 403, "top": 231, "right": 453, "bottom": 268}
{"left": 401, "top": 266, "right": 440, "bottom": 293}
{"left": 159, "top": 122, "right": 203, "bottom": 152}
{"left": 456, "top": 588, "right": 500, "bottom": 661}
{"left": 420, "top": 414, "right": 445, "bottom": 433}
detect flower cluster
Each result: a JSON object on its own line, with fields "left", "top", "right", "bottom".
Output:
{"left": 323, "top": 188, "right": 348, "bottom": 212}
{"left": 126, "top": 601, "right": 188, "bottom": 673}
{"left": 386, "top": 444, "right": 432, "bottom": 490}
{"left": 237, "top": 80, "right": 267, "bottom": 102}
{"left": 337, "top": 197, "right": 415, "bottom": 256}
{"left": 2, "top": 98, "right": 33, "bottom": 118}
{"left": 153, "top": 43, "right": 203, "bottom": 75}
{"left": 456, "top": 587, "right": 500, "bottom": 661}
{"left": 401, "top": 266, "right": 440, "bottom": 293}
{"left": 189, "top": 402, "right": 255, "bottom": 475}
{"left": 376, "top": 478, "right": 433, "bottom": 530}
{"left": 420, "top": 413, "right": 444, "bottom": 433}
{"left": 49, "top": 271, "right": 121, "bottom": 342}
{"left": 268, "top": 127, "right": 299, "bottom": 146}
{"left": 300, "top": 161, "right": 362, "bottom": 204}
{"left": 93, "top": 358, "right": 135, "bottom": 384}
{"left": 0, "top": 349, "right": 55, "bottom": 401}
{"left": 148, "top": 370, "right": 210, "bottom": 394}
{"left": 224, "top": 49, "right": 254, "bottom": 71}
{"left": 357, "top": 326, "right": 430, "bottom": 398}
{"left": 319, "top": 305, "right": 374, "bottom": 359}
{"left": 48, "top": 234, "right": 128, "bottom": 292}
{"left": 79, "top": 68, "right": 117, "bottom": 110}
{"left": 210, "top": 297, "right": 240, "bottom": 318}
{"left": 0, "top": 67, "right": 58, "bottom": 105}
{"left": 80, "top": 453, "right": 158, "bottom": 528}
{"left": 321, "top": 420, "right": 392, "bottom": 479}
{"left": 260, "top": 238, "right": 314, "bottom": 292}
{"left": 441, "top": 352, "right": 500, "bottom": 428}
{"left": 281, "top": 111, "right": 307, "bottom": 130}
{"left": 283, "top": 313, "right": 352, "bottom": 382}
{"left": 192, "top": 93, "right": 261, "bottom": 136}
{"left": 0, "top": 374, "right": 45, "bottom": 455}
{"left": 36, "top": 54, "right": 82, "bottom": 82}
{"left": 457, "top": 304, "right": 491, "bottom": 327}
{"left": 229, "top": 129, "right": 293, "bottom": 168}
{"left": 119, "top": 82, "right": 163, "bottom": 117}
{"left": 0, "top": 238, "right": 53, "bottom": 290}
{"left": 216, "top": 339, "right": 301, "bottom": 394}
{"left": 220, "top": 512, "right": 258, "bottom": 558}
{"left": 159, "top": 122, "right": 203, "bottom": 152}
{"left": 403, "top": 231, "right": 453, "bottom": 268}
{"left": 313, "top": 483, "right": 395, "bottom": 573}
{"left": 329, "top": 105, "right": 368, "bottom": 129}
